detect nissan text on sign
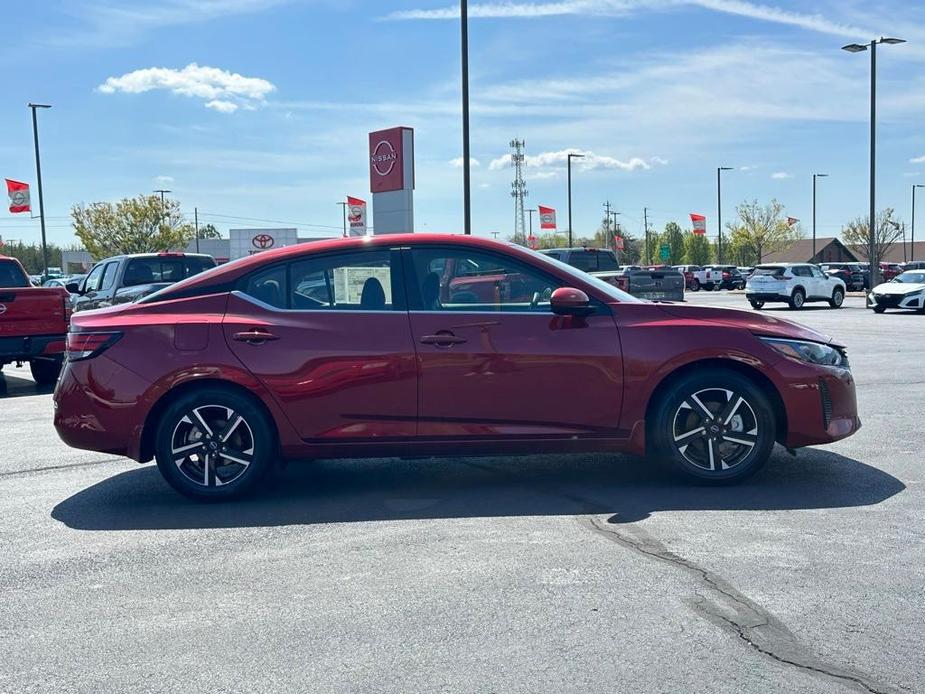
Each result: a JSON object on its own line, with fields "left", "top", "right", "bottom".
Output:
{"left": 369, "top": 127, "right": 414, "bottom": 234}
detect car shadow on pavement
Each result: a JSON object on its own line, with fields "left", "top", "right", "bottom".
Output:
{"left": 0, "top": 372, "right": 54, "bottom": 399}
{"left": 52, "top": 446, "right": 905, "bottom": 531}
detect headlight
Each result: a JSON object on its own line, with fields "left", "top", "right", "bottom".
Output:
{"left": 760, "top": 337, "right": 849, "bottom": 368}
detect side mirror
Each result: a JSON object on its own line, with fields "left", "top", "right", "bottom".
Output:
{"left": 65, "top": 281, "right": 81, "bottom": 293}
{"left": 550, "top": 287, "right": 594, "bottom": 316}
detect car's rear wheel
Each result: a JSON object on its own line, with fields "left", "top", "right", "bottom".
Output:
{"left": 704, "top": 282, "right": 714, "bottom": 291}
{"left": 154, "top": 387, "right": 276, "bottom": 500}
{"left": 748, "top": 299, "right": 764, "bottom": 310}
{"left": 690, "top": 279, "right": 700, "bottom": 292}
{"left": 650, "top": 369, "right": 776, "bottom": 484}
{"left": 30, "top": 356, "right": 62, "bottom": 386}
{"left": 829, "top": 287, "right": 844, "bottom": 309}
{"left": 789, "top": 288, "right": 805, "bottom": 310}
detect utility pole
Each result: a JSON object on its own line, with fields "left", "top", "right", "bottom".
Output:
{"left": 461, "top": 0, "right": 471, "bottom": 235}
{"left": 812, "top": 174, "right": 828, "bottom": 261}
{"left": 603, "top": 201, "right": 612, "bottom": 248}
{"left": 912, "top": 184, "right": 923, "bottom": 263}
{"left": 644, "top": 207, "right": 650, "bottom": 266}
{"left": 527, "top": 208, "right": 536, "bottom": 243}
{"left": 717, "top": 167, "right": 733, "bottom": 264}
{"left": 194, "top": 207, "right": 200, "bottom": 253}
{"left": 567, "top": 152, "right": 584, "bottom": 247}
{"left": 28, "top": 103, "right": 51, "bottom": 279}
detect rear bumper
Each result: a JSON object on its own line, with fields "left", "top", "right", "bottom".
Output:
{"left": 0, "top": 334, "right": 66, "bottom": 363}
{"left": 746, "top": 292, "right": 787, "bottom": 301}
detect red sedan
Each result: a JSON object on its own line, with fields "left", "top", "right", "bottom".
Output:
{"left": 54, "top": 234, "right": 860, "bottom": 499}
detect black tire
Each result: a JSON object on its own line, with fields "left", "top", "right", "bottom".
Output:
{"left": 704, "top": 282, "right": 714, "bottom": 291}
{"left": 789, "top": 288, "right": 805, "bottom": 310}
{"left": 690, "top": 279, "right": 700, "bottom": 292}
{"left": 30, "top": 356, "right": 62, "bottom": 385}
{"left": 749, "top": 300, "right": 765, "bottom": 310}
{"left": 649, "top": 368, "right": 776, "bottom": 484}
{"left": 154, "top": 386, "right": 276, "bottom": 500}
{"left": 829, "top": 287, "right": 844, "bottom": 309}
{"left": 872, "top": 306, "right": 886, "bottom": 314}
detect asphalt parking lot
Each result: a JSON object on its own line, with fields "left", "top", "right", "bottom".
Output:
{"left": 1, "top": 293, "right": 922, "bottom": 694}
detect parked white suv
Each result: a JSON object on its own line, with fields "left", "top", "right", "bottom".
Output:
{"left": 745, "top": 263, "right": 846, "bottom": 310}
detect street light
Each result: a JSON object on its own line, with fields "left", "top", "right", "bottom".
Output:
{"left": 27, "top": 103, "right": 51, "bottom": 279}
{"left": 842, "top": 36, "right": 906, "bottom": 285}
{"left": 567, "top": 152, "right": 584, "bottom": 247}
{"left": 717, "top": 167, "right": 733, "bottom": 263}
{"left": 527, "top": 208, "right": 536, "bottom": 243}
{"left": 912, "top": 184, "right": 924, "bottom": 262}
{"left": 461, "top": 0, "right": 471, "bottom": 235}
{"left": 812, "top": 173, "right": 828, "bottom": 261}
{"left": 337, "top": 201, "right": 348, "bottom": 237}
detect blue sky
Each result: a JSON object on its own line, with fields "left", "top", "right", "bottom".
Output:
{"left": 2, "top": 0, "right": 925, "bottom": 247}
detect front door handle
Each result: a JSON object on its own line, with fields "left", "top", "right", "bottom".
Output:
{"left": 233, "top": 329, "right": 280, "bottom": 344}
{"left": 420, "top": 333, "right": 467, "bottom": 346}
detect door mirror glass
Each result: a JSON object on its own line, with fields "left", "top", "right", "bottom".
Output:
{"left": 550, "top": 287, "right": 593, "bottom": 316}
{"left": 65, "top": 281, "right": 81, "bottom": 294}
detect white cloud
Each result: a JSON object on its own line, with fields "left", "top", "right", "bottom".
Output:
{"left": 206, "top": 99, "right": 240, "bottom": 113}
{"left": 911, "top": 155, "right": 925, "bottom": 164}
{"left": 488, "top": 149, "right": 666, "bottom": 172}
{"left": 739, "top": 165, "right": 758, "bottom": 171}
{"left": 383, "top": 0, "right": 868, "bottom": 37}
{"left": 98, "top": 63, "right": 275, "bottom": 112}
{"left": 771, "top": 171, "right": 792, "bottom": 179}
{"left": 449, "top": 157, "right": 481, "bottom": 167}
{"left": 154, "top": 175, "right": 174, "bottom": 184}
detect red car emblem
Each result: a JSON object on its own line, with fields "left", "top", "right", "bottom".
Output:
{"left": 252, "top": 234, "right": 275, "bottom": 250}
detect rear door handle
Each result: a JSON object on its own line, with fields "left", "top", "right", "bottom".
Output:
{"left": 420, "top": 333, "right": 467, "bottom": 346}
{"left": 233, "top": 329, "right": 280, "bottom": 344}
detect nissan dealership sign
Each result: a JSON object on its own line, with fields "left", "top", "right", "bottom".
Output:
{"left": 369, "top": 127, "right": 414, "bottom": 194}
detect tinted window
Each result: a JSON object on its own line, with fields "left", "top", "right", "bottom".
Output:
{"left": 290, "top": 250, "right": 395, "bottom": 310}
{"left": 243, "top": 265, "right": 287, "bottom": 309}
{"left": 409, "top": 247, "right": 563, "bottom": 312}
{"left": 123, "top": 257, "right": 216, "bottom": 287}
{"left": 792, "top": 266, "right": 812, "bottom": 277}
{"left": 568, "top": 251, "right": 597, "bottom": 272}
{"left": 810, "top": 266, "right": 825, "bottom": 279}
{"left": 596, "top": 252, "right": 619, "bottom": 271}
{"left": 84, "top": 263, "right": 106, "bottom": 292}
{"left": 0, "top": 260, "right": 29, "bottom": 288}
{"left": 100, "top": 262, "right": 120, "bottom": 290}
{"left": 753, "top": 266, "right": 785, "bottom": 277}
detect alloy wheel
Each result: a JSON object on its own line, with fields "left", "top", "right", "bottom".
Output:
{"left": 170, "top": 405, "right": 255, "bottom": 487}
{"left": 671, "top": 388, "right": 759, "bottom": 472}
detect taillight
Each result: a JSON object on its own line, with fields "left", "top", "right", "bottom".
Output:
{"left": 63, "top": 295, "right": 72, "bottom": 324}
{"left": 66, "top": 331, "right": 122, "bottom": 361}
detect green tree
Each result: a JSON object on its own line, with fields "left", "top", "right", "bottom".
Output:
{"left": 683, "top": 232, "right": 713, "bottom": 265}
{"left": 197, "top": 223, "right": 222, "bottom": 240}
{"left": 661, "top": 221, "right": 685, "bottom": 265}
{"left": 725, "top": 226, "right": 758, "bottom": 266}
{"left": 724, "top": 199, "right": 803, "bottom": 264}
{"left": 71, "top": 195, "right": 196, "bottom": 260}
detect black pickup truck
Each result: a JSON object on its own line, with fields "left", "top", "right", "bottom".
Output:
{"left": 69, "top": 252, "right": 216, "bottom": 313}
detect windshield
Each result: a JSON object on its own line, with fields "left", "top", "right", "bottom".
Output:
{"left": 895, "top": 271, "right": 925, "bottom": 284}
{"left": 528, "top": 250, "right": 642, "bottom": 303}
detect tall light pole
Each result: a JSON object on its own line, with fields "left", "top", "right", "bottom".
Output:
{"left": 28, "top": 103, "right": 51, "bottom": 279}
{"left": 154, "top": 188, "right": 171, "bottom": 232}
{"left": 461, "top": 0, "right": 471, "bottom": 235}
{"left": 527, "top": 208, "right": 536, "bottom": 242}
{"left": 567, "top": 152, "right": 584, "bottom": 247}
{"left": 842, "top": 36, "right": 906, "bottom": 286}
{"left": 717, "top": 166, "right": 733, "bottom": 264}
{"left": 812, "top": 173, "right": 828, "bottom": 261}
{"left": 912, "top": 184, "right": 924, "bottom": 262}
{"left": 337, "top": 201, "right": 347, "bottom": 237}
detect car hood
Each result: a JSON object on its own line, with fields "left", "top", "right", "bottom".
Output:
{"left": 872, "top": 281, "right": 925, "bottom": 295}
{"left": 655, "top": 303, "right": 839, "bottom": 346}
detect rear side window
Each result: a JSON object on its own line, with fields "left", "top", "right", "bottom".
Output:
{"left": 244, "top": 265, "right": 287, "bottom": 309}
{"left": 123, "top": 257, "right": 216, "bottom": 287}
{"left": 792, "top": 266, "right": 812, "bottom": 277}
{"left": 0, "top": 260, "right": 29, "bottom": 287}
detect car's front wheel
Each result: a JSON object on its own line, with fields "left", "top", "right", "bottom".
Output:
{"left": 650, "top": 369, "right": 776, "bottom": 483}
{"left": 829, "top": 287, "right": 844, "bottom": 309}
{"left": 872, "top": 306, "right": 886, "bottom": 314}
{"left": 690, "top": 279, "right": 700, "bottom": 292}
{"left": 154, "top": 387, "right": 276, "bottom": 500}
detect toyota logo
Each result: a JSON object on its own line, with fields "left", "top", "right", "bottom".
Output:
{"left": 540, "top": 214, "right": 553, "bottom": 224}
{"left": 370, "top": 140, "right": 398, "bottom": 176}
{"left": 10, "top": 191, "right": 27, "bottom": 206}
{"left": 252, "top": 234, "right": 275, "bottom": 250}
{"left": 0, "top": 304, "right": 6, "bottom": 316}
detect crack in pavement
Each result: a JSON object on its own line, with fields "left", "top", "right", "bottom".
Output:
{"left": 0, "top": 458, "right": 126, "bottom": 479}
{"left": 585, "top": 516, "right": 902, "bottom": 694}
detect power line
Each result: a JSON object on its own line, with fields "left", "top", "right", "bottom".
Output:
{"left": 193, "top": 211, "right": 342, "bottom": 231}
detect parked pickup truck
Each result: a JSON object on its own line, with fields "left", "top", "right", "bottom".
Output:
{"left": 541, "top": 248, "right": 685, "bottom": 301}
{"left": 69, "top": 252, "right": 217, "bottom": 313}
{"left": 0, "top": 255, "right": 70, "bottom": 384}
{"left": 673, "top": 264, "right": 723, "bottom": 291}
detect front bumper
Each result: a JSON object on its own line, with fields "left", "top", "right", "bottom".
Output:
{"left": 0, "top": 334, "right": 66, "bottom": 364}
{"left": 867, "top": 291, "right": 923, "bottom": 311}
{"left": 775, "top": 360, "right": 861, "bottom": 448}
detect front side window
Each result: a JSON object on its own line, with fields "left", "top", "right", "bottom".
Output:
{"left": 100, "top": 262, "right": 120, "bottom": 290}
{"left": 84, "top": 263, "right": 106, "bottom": 292}
{"left": 810, "top": 266, "right": 825, "bottom": 279}
{"left": 408, "top": 247, "right": 563, "bottom": 313}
